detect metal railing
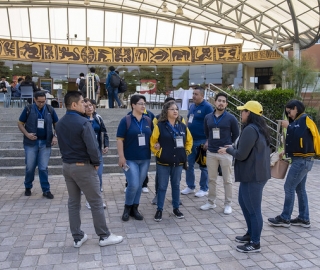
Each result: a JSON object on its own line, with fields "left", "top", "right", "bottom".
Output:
{"left": 206, "top": 83, "right": 281, "bottom": 150}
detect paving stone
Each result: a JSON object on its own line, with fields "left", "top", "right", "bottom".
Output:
{"left": 0, "top": 162, "right": 319, "bottom": 269}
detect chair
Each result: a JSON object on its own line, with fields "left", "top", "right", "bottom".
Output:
{"left": 0, "top": 93, "right": 6, "bottom": 107}
{"left": 20, "top": 85, "right": 34, "bottom": 106}
{"left": 158, "top": 94, "right": 166, "bottom": 109}
{"left": 56, "top": 89, "right": 64, "bottom": 108}
{"left": 188, "top": 99, "right": 194, "bottom": 109}
{"left": 6, "top": 86, "right": 21, "bottom": 107}
{"left": 150, "top": 94, "right": 159, "bottom": 109}
{"left": 175, "top": 99, "right": 182, "bottom": 110}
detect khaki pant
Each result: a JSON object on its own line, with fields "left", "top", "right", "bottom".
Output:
{"left": 206, "top": 151, "right": 233, "bottom": 206}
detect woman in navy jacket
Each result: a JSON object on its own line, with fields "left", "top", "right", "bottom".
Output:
{"left": 268, "top": 100, "right": 319, "bottom": 229}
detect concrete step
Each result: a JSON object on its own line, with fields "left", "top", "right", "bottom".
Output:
{"left": 0, "top": 132, "right": 118, "bottom": 140}
{"left": 0, "top": 147, "right": 119, "bottom": 157}
{"left": 0, "top": 154, "right": 155, "bottom": 167}
{"left": 0, "top": 162, "right": 157, "bottom": 176}
{"left": 0, "top": 140, "right": 121, "bottom": 149}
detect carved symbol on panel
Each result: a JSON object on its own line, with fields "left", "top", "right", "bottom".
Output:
{"left": 172, "top": 49, "right": 191, "bottom": 61}
{"left": 60, "top": 47, "right": 80, "bottom": 60}
{"left": 217, "top": 46, "right": 240, "bottom": 61}
{"left": 44, "top": 45, "right": 55, "bottom": 60}
{"left": 81, "top": 47, "right": 95, "bottom": 62}
{"left": 150, "top": 49, "right": 169, "bottom": 63}
{"left": 19, "top": 43, "right": 41, "bottom": 59}
{"left": 195, "top": 48, "right": 212, "bottom": 61}
{"left": 135, "top": 49, "right": 148, "bottom": 61}
{"left": 114, "top": 48, "right": 132, "bottom": 63}
{"left": 97, "top": 49, "right": 111, "bottom": 62}
{"left": 3, "top": 41, "right": 15, "bottom": 56}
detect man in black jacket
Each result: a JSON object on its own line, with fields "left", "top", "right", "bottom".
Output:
{"left": 56, "top": 91, "right": 123, "bottom": 248}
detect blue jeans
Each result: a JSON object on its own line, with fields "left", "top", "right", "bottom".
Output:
{"left": 157, "top": 164, "right": 183, "bottom": 211}
{"left": 238, "top": 180, "right": 267, "bottom": 244}
{"left": 107, "top": 87, "right": 121, "bottom": 108}
{"left": 281, "top": 157, "right": 314, "bottom": 221}
{"left": 185, "top": 139, "right": 208, "bottom": 191}
{"left": 124, "top": 159, "right": 150, "bottom": 205}
{"left": 97, "top": 150, "right": 103, "bottom": 190}
{"left": 24, "top": 140, "right": 51, "bottom": 192}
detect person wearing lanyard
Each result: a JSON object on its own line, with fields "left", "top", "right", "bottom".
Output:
{"left": 200, "top": 92, "right": 239, "bottom": 214}
{"left": 116, "top": 95, "right": 153, "bottom": 222}
{"left": 18, "top": 91, "right": 59, "bottom": 199}
{"left": 83, "top": 98, "right": 108, "bottom": 209}
{"left": 181, "top": 86, "right": 214, "bottom": 197}
{"left": 150, "top": 101, "right": 192, "bottom": 221}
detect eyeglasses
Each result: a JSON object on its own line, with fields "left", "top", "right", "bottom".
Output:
{"left": 168, "top": 108, "right": 179, "bottom": 111}
{"left": 136, "top": 102, "right": 146, "bottom": 106}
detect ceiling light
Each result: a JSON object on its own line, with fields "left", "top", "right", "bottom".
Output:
{"left": 235, "top": 29, "right": 243, "bottom": 39}
{"left": 84, "top": 0, "right": 90, "bottom": 6}
{"left": 176, "top": 4, "right": 183, "bottom": 16}
{"left": 162, "top": 3, "right": 168, "bottom": 13}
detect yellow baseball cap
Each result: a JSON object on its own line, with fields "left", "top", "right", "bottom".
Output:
{"left": 237, "top": 101, "right": 263, "bottom": 116}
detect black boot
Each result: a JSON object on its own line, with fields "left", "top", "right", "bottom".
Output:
{"left": 122, "top": 204, "right": 132, "bottom": 221}
{"left": 130, "top": 204, "right": 144, "bottom": 220}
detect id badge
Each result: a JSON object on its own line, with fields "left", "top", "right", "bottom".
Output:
{"left": 175, "top": 136, "right": 184, "bottom": 148}
{"left": 138, "top": 133, "right": 146, "bottom": 146}
{"left": 188, "top": 114, "right": 194, "bottom": 123}
{"left": 37, "top": 119, "right": 44, "bottom": 129}
{"left": 212, "top": 128, "right": 220, "bottom": 139}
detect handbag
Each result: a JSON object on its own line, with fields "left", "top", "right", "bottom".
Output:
{"left": 271, "top": 159, "right": 289, "bottom": 179}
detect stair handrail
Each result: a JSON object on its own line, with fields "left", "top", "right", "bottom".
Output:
{"left": 206, "top": 83, "right": 281, "bottom": 150}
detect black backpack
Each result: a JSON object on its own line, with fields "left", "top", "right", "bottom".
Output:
{"left": 110, "top": 73, "right": 120, "bottom": 88}
{"left": 78, "top": 78, "right": 85, "bottom": 91}
{"left": 118, "top": 78, "right": 127, "bottom": 93}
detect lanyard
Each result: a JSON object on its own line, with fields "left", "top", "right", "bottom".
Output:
{"left": 166, "top": 121, "right": 181, "bottom": 139}
{"left": 213, "top": 111, "right": 226, "bottom": 127}
{"left": 133, "top": 117, "right": 144, "bottom": 133}
{"left": 35, "top": 104, "right": 46, "bottom": 119}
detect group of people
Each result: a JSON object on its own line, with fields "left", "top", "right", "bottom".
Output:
{"left": 16, "top": 83, "right": 319, "bottom": 252}
{"left": 76, "top": 66, "right": 126, "bottom": 109}
{"left": 1, "top": 75, "right": 40, "bottom": 97}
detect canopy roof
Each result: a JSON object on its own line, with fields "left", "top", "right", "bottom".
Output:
{"left": 0, "top": 0, "right": 319, "bottom": 52}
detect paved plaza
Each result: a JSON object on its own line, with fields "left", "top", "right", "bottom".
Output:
{"left": 0, "top": 162, "right": 319, "bottom": 270}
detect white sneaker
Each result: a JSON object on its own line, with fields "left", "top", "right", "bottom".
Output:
{"left": 103, "top": 203, "right": 106, "bottom": 209}
{"left": 142, "top": 187, "right": 149, "bottom": 193}
{"left": 224, "top": 205, "right": 232, "bottom": 215}
{"left": 181, "top": 187, "right": 195, "bottom": 195}
{"left": 100, "top": 188, "right": 104, "bottom": 192}
{"left": 124, "top": 187, "right": 127, "bottom": 193}
{"left": 195, "top": 190, "right": 208, "bottom": 197}
{"left": 99, "top": 233, "right": 123, "bottom": 247}
{"left": 85, "top": 201, "right": 91, "bottom": 209}
{"left": 200, "top": 202, "right": 216, "bottom": 210}
{"left": 74, "top": 234, "right": 88, "bottom": 248}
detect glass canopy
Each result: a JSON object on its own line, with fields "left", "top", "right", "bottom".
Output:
{"left": 0, "top": 0, "right": 319, "bottom": 52}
